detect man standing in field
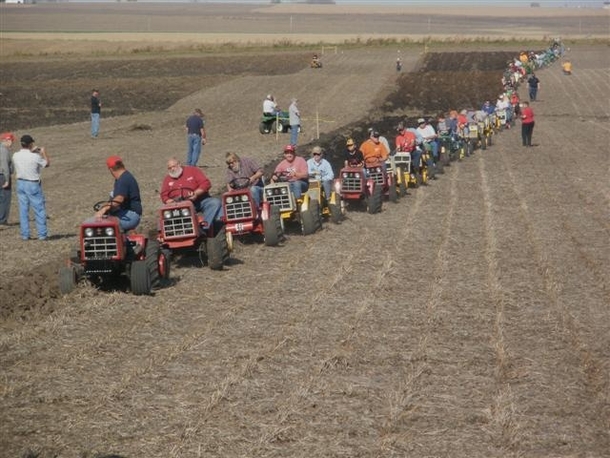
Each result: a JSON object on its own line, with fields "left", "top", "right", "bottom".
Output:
{"left": 288, "top": 98, "right": 301, "bottom": 146}
{"left": 90, "top": 89, "right": 102, "bottom": 138}
{"left": 185, "top": 108, "right": 206, "bottom": 167}
{"left": 0, "top": 132, "right": 15, "bottom": 225}
{"left": 527, "top": 73, "right": 540, "bottom": 102}
{"left": 12, "top": 135, "right": 50, "bottom": 241}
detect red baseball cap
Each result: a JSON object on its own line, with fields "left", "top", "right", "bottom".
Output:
{"left": 106, "top": 155, "right": 123, "bottom": 168}
{"left": 0, "top": 132, "right": 16, "bottom": 141}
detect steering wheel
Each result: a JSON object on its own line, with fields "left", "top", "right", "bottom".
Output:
{"left": 273, "top": 171, "right": 291, "bottom": 183}
{"left": 93, "top": 199, "right": 122, "bottom": 212}
{"left": 229, "top": 177, "right": 251, "bottom": 190}
{"left": 167, "top": 187, "right": 195, "bottom": 202}
{"left": 364, "top": 157, "right": 383, "bottom": 168}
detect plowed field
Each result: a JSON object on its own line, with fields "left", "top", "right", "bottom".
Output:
{"left": 0, "top": 5, "right": 609, "bottom": 458}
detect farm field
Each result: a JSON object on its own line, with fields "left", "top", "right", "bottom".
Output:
{"left": 0, "top": 4, "right": 609, "bottom": 458}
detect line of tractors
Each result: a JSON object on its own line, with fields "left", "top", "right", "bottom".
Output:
{"left": 57, "top": 109, "right": 504, "bottom": 297}
{"left": 58, "top": 41, "right": 563, "bottom": 296}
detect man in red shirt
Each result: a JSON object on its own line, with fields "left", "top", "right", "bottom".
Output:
{"left": 520, "top": 101, "right": 535, "bottom": 147}
{"left": 270, "top": 144, "right": 309, "bottom": 199}
{"left": 160, "top": 157, "right": 222, "bottom": 225}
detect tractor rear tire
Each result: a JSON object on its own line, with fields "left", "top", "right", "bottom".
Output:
{"left": 309, "top": 199, "right": 323, "bottom": 231}
{"left": 301, "top": 206, "right": 317, "bottom": 236}
{"left": 263, "top": 206, "right": 283, "bottom": 246}
{"left": 367, "top": 186, "right": 383, "bottom": 214}
{"left": 130, "top": 260, "right": 152, "bottom": 295}
{"left": 388, "top": 182, "right": 398, "bottom": 203}
{"left": 59, "top": 266, "right": 78, "bottom": 295}
{"left": 207, "top": 226, "right": 228, "bottom": 270}
{"left": 259, "top": 122, "right": 271, "bottom": 135}
{"left": 399, "top": 180, "right": 408, "bottom": 197}
{"left": 145, "top": 240, "right": 165, "bottom": 288}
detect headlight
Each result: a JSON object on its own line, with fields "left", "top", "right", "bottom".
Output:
{"left": 240, "top": 194, "right": 249, "bottom": 202}
{"left": 84, "top": 228, "right": 94, "bottom": 237}
{"left": 265, "top": 189, "right": 273, "bottom": 196}
{"left": 354, "top": 173, "right": 360, "bottom": 179}
{"left": 342, "top": 172, "right": 348, "bottom": 178}
{"left": 281, "top": 188, "right": 287, "bottom": 195}
{"left": 226, "top": 196, "right": 234, "bottom": 204}
{"left": 163, "top": 210, "right": 172, "bottom": 219}
{"left": 105, "top": 227, "right": 115, "bottom": 237}
{"left": 376, "top": 167, "right": 381, "bottom": 173}
{"left": 180, "top": 208, "right": 190, "bottom": 217}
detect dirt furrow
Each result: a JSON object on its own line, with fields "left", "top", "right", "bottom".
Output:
{"left": 494, "top": 139, "right": 609, "bottom": 454}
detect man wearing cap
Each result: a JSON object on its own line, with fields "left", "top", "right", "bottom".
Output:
{"left": 263, "top": 94, "right": 279, "bottom": 116}
{"left": 395, "top": 123, "right": 422, "bottom": 179}
{"left": 271, "top": 144, "right": 309, "bottom": 199}
{"left": 416, "top": 118, "right": 440, "bottom": 163}
{"left": 307, "top": 146, "right": 334, "bottom": 199}
{"left": 344, "top": 138, "right": 364, "bottom": 168}
{"left": 161, "top": 157, "right": 222, "bottom": 228}
{"left": 185, "top": 108, "right": 207, "bottom": 167}
{"left": 360, "top": 130, "right": 389, "bottom": 169}
{"left": 0, "top": 132, "right": 15, "bottom": 225}
{"left": 96, "top": 156, "right": 142, "bottom": 232}
{"left": 12, "top": 135, "right": 50, "bottom": 240}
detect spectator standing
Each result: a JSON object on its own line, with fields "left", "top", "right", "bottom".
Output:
{"left": 288, "top": 98, "right": 301, "bottom": 146}
{"left": 520, "top": 101, "right": 535, "bottom": 147}
{"left": 95, "top": 156, "right": 142, "bottom": 231}
{"left": 161, "top": 157, "right": 222, "bottom": 227}
{"left": 0, "top": 132, "right": 15, "bottom": 225}
{"left": 307, "top": 146, "right": 334, "bottom": 199}
{"left": 527, "top": 73, "right": 541, "bottom": 101}
{"left": 12, "top": 135, "right": 50, "bottom": 240}
{"left": 225, "top": 152, "right": 264, "bottom": 208}
{"left": 91, "top": 89, "right": 102, "bottom": 138}
{"left": 185, "top": 108, "right": 207, "bottom": 167}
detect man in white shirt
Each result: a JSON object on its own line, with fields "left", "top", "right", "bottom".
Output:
{"left": 12, "top": 134, "right": 50, "bottom": 241}
{"left": 263, "top": 95, "right": 278, "bottom": 116}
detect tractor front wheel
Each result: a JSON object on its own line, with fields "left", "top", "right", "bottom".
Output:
{"left": 263, "top": 206, "right": 283, "bottom": 246}
{"left": 59, "top": 266, "right": 78, "bottom": 295}
{"left": 130, "top": 260, "right": 152, "bottom": 295}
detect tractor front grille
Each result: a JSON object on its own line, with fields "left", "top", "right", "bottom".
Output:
{"left": 83, "top": 236, "right": 119, "bottom": 260}
{"left": 225, "top": 197, "right": 254, "bottom": 221}
{"left": 366, "top": 167, "right": 385, "bottom": 186}
{"left": 264, "top": 185, "right": 294, "bottom": 212}
{"left": 341, "top": 171, "right": 364, "bottom": 192}
{"left": 163, "top": 216, "right": 196, "bottom": 238}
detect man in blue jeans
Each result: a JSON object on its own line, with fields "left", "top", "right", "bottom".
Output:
{"left": 185, "top": 108, "right": 206, "bottom": 166}
{"left": 288, "top": 98, "right": 301, "bottom": 146}
{"left": 90, "top": 89, "right": 101, "bottom": 138}
{"left": 12, "top": 134, "right": 50, "bottom": 240}
{"left": 95, "top": 155, "right": 142, "bottom": 232}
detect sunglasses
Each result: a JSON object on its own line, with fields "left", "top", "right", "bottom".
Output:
{"left": 313, "top": 152, "right": 321, "bottom": 156}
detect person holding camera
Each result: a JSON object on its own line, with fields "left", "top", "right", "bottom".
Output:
{"left": 12, "top": 134, "right": 50, "bottom": 241}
